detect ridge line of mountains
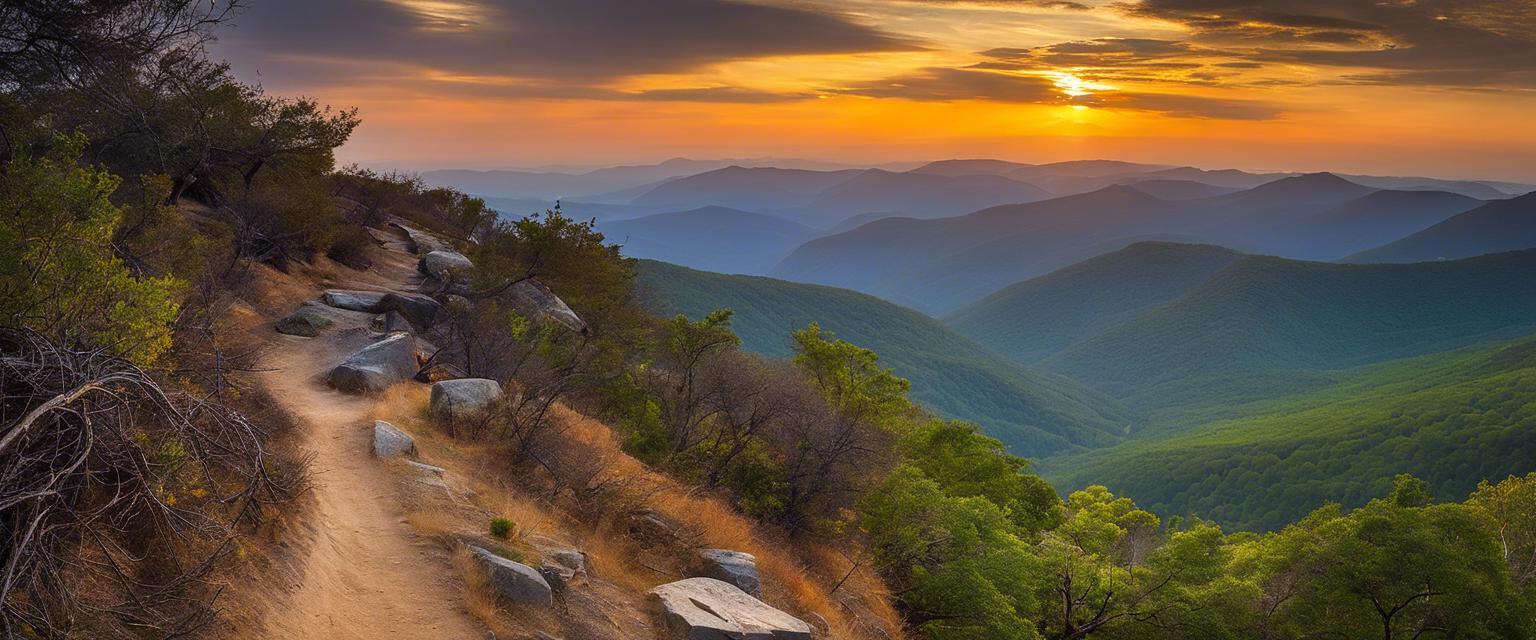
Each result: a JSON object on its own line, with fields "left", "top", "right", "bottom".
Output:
{"left": 429, "top": 157, "right": 1536, "bottom": 532}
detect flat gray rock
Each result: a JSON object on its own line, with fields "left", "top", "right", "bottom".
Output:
{"left": 327, "top": 333, "right": 419, "bottom": 394}
{"left": 372, "top": 420, "right": 415, "bottom": 458}
{"left": 275, "top": 302, "right": 334, "bottom": 337}
{"left": 430, "top": 378, "right": 503, "bottom": 420}
{"left": 321, "top": 289, "right": 388, "bottom": 312}
{"left": 698, "top": 549, "right": 761, "bottom": 599}
{"left": 650, "top": 578, "right": 812, "bottom": 640}
{"left": 470, "top": 546, "right": 553, "bottom": 609}
{"left": 420, "top": 250, "right": 474, "bottom": 281}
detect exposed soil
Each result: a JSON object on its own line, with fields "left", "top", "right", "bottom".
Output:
{"left": 251, "top": 236, "right": 489, "bottom": 639}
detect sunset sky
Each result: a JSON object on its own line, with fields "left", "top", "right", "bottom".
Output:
{"left": 212, "top": 0, "right": 1536, "bottom": 181}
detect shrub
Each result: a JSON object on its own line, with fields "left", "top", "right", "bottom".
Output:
{"left": 489, "top": 517, "right": 514, "bottom": 540}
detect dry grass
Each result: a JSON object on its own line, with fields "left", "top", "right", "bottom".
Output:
{"left": 451, "top": 546, "right": 514, "bottom": 637}
{"left": 368, "top": 380, "right": 908, "bottom": 640}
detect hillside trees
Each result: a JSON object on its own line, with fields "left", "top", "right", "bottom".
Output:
{"left": 0, "top": 134, "right": 177, "bottom": 363}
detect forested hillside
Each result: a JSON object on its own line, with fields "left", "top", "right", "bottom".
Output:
{"left": 943, "top": 242, "right": 1245, "bottom": 364}
{"left": 1038, "top": 248, "right": 1536, "bottom": 410}
{"left": 637, "top": 260, "right": 1135, "bottom": 457}
{"left": 1041, "top": 335, "right": 1536, "bottom": 532}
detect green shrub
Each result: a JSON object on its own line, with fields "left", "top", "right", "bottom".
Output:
{"left": 489, "top": 517, "right": 514, "bottom": 540}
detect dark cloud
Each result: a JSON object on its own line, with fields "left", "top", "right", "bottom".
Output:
{"left": 897, "top": 0, "right": 1091, "bottom": 8}
{"left": 1121, "top": 0, "right": 1536, "bottom": 89}
{"left": 825, "top": 67, "right": 1060, "bottom": 101}
{"left": 218, "top": 0, "right": 922, "bottom": 84}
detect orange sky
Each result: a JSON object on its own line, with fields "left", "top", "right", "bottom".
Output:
{"left": 212, "top": 0, "right": 1536, "bottom": 181}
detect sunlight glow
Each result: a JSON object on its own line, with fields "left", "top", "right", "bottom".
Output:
{"left": 1049, "top": 72, "right": 1115, "bottom": 98}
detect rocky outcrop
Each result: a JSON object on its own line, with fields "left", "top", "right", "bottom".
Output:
{"left": 649, "top": 578, "right": 812, "bottom": 640}
{"left": 320, "top": 290, "right": 441, "bottom": 332}
{"left": 429, "top": 378, "right": 503, "bottom": 420}
{"left": 390, "top": 222, "right": 454, "bottom": 255}
{"left": 326, "top": 333, "right": 419, "bottom": 394}
{"left": 379, "top": 292, "right": 441, "bottom": 332}
{"left": 509, "top": 279, "right": 588, "bottom": 334}
{"left": 420, "top": 250, "right": 474, "bottom": 281}
{"left": 697, "top": 550, "right": 761, "bottom": 599}
{"left": 372, "top": 420, "right": 415, "bottom": 458}
{"left": 275, "top": 302, "right": 334, "bottom": 337}
{"left": 321, "top": 289, "right": 388, "bottom": 313}
{"left": 469, "top": 546, "right": 553, "bottom": 609}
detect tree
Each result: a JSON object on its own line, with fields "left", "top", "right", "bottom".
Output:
{"left": 0, "top": 134, "right": 178, "bottom": 363}
{"left": 899, "top": 419, "right": 1062, "bottom": 535}
{"left": 861, "top": 465, "right": 1045, "bottom": 640}
{"left": 1470, "top": 472, "right": 1536, "bottom": 587}
{"left": 792, "top": 322, "right": 913, "bottom": 429}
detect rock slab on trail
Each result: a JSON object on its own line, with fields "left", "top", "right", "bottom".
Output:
{"left": 649, "top": 577, "right": 812, "bottom": 640}
{"left": 327, "top": 332, "right": 419, "bottom": 394}
{"left": 275, "top": 302, "right": 334, "bottom": 337}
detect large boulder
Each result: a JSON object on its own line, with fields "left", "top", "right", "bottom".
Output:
{"left": 326, "top": 333, "right": 419, "bottom": 394}
{"left": 650, "top": 578, "right": 812, "bottom": 640}
{"left": 390, "top": 222, "right": 453, "bottom": 255}
{"left": 509, "top": 279, "right": 588, "bottom": 334}
{"left": 275, "top": 302, "right": 334, "bottom": 337}
{"left": 379, "top": 292, "right": 441, "bottom": 332}
{"left": 429, "top": 378, "right": 503, "bottom": 420}
{"left": 420, "top": 250, "right": 474, "bottom": 281}
{"left": 372, "top": 420, "right": 415, "bottom": 458}
{"left": 469, "top": 546, "right": 553, "bottom": 609}
{"left": 697, "top": 550, "right": 761, "bottom": 599}
{"left": 320, "top": 289, "right": 387, "bottom": 312}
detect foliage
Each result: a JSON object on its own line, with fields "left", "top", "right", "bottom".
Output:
{"left": 489, "top": 517, "right": 514, "bottom": 540}
{"left": 1044, "top": 335, "right": 1536, "bottom": 532}
{"left": 637, "top": 259, "right": 1134, "bottom": 458}
{"left": 0, "top": 134, "right": 178, "bottom": 363}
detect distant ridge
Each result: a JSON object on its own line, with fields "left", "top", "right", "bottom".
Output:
{"left": 943, "top": 242, "right": 1247, "bottom": 364}
{"left": 1342, "top": 191, "right": 1536, "bottom": 263}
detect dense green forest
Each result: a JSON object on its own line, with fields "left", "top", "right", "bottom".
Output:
{"left": 1041, "top": 334, "right": 1536, "bottom": 532}
{"left": 1036, "top": 249, "right": 1536, "bottom": 410}
{"left": 637, "top": 259, "right": 1135, "bottom": 457}
{"left": 943, "top": 242, "right": 1245, "bottom": 364}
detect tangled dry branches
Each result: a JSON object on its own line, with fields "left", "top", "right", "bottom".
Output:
{"left": 0, "top": 329, "right": 305, "bottom": 639}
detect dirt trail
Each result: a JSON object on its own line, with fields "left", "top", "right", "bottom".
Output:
{"left": 254, "top": 239, "right": 487, "bottom": 639}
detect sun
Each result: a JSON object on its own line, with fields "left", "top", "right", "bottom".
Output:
{"left": 1048, "top": 72, "right": 1115, "bottom": 98}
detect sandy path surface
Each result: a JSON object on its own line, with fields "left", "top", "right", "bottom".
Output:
{"left": 255, "top": 239, "right": 487, "bottom": 639}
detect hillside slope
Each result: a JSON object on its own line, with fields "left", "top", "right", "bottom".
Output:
{"left": 599, "top": 206, "right": 820, "bottom": 275}
{"left": 1343, "top": 191, "right": 1536, "bottom": 263}
{"left": 1039, "top": 335, "right": 1536, "bottom": 532}
{"left": 637, "top": 260, "right": 1137, "bottom": 458}
{"left": 1038, "top": 248, "right": 1536, "bottom": 410}
{"left": 943, "top": 242, "right": 1246, "bottom": 364}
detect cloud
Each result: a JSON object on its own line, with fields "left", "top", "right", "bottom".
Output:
{"left": 824, "top": 65, "right": 1285, "bottom": 119}
{"left": 1081, "top": 92, "right": 1284, "bottom": 120}
{"left": 218, "top": 0, "right": 923, "bottom": 85}
{"left": 825, "top": 67, "right": 1060, "bottom": 101}
{"left": 1120, "top": 0, "right": 1536, "bottom": 89}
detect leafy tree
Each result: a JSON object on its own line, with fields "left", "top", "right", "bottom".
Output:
{"left": 899, "top": 419, "right": 1063, "bottom": 534}
{"left": 792, "top": 322, "right": 913, "bottom": 429}
{"left": 1470, "top": 472, "right": 1536, "bottom": 588}
{"left": 0, "top": 134, "right": 177, "bottom": 363}
{"left": 861, "top": 465, "right": 1044, "bottom": 640}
